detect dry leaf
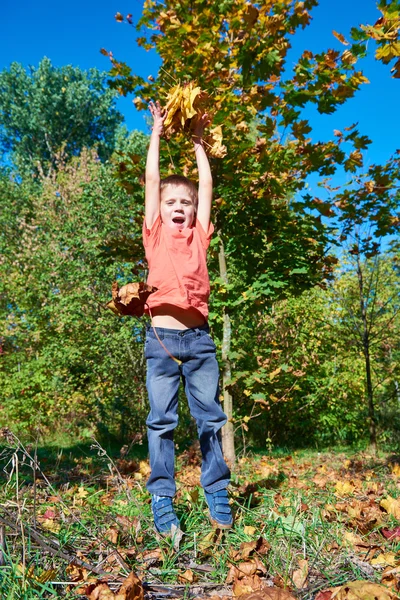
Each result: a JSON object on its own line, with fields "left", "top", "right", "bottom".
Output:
{"left": 370, "top": 552, "right": 399, "bottom": 567}
{"left": 178, "top": 569, "right": 197, "bottom": 583}
{"left": 104, "top": 527, "right": 119, "bottom": 545}
{"left": 391, "top": 464, "right": 400, "bottom": 478}
{"left": 335, "top": 480, "right": 356, "bottom": 496}
{"left": 107, "top": 282, "right": 157, "bottom": 318}
{"left": 318, "top": 580, "right": 397, "bottom": 599}
{"left": 381, "top": 527, "right": 400, "bottom": 540}
{"left": 244, "top": 526, "right": 257, "bottom": 536}
{"left": 380, "top": 496, "right": 400, "bottom": 519}
{"left": 66, "top": 563, "right": 89, "bottom": 582}
{"left": 237, "top": 589, "right": 297, "bottom": 600}
{"left": 292, "top": 558, "right": 309, "bottom": 589}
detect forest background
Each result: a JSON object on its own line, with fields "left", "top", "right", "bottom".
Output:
{"left": 1, "top": 0, "right": 400, "bottom": 462}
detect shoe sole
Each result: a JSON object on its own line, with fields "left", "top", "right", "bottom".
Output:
{"left": 209, "top": 515, "right": 233, "bottom": 529}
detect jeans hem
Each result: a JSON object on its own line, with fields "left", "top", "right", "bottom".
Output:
{"left": 147, "top": 489, "right": 176, "bottom": 497}
{"left": 203, "top": 480, "right": 230, "bottom": 494}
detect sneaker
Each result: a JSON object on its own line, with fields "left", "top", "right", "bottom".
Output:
{"left": 151, "top": 495, "right": 180, "bottom": 534}
{"left": 204, "top": 488, "right": 233, "bottom": 529}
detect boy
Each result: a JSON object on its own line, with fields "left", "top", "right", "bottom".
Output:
{"left": 143, "top": 100, "right": 232, "bottom": 533}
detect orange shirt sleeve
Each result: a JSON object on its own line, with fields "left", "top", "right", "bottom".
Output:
{"left": 194, "top": 218, "right": 214, "bottom": 250}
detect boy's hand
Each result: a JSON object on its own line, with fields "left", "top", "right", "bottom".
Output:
{"left": 193, "top": 113, "right": 211, "bottom": 142}
{"left": 149, "top": 100, "right": 167, "bottom": 137}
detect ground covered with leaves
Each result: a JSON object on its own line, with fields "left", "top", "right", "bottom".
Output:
{"left": 1, "top": 432, "right": 400, "bottom": 599}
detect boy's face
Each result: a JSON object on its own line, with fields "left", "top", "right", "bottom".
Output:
{"left": 160, "top": 184, "right": 196, "bottom": 230}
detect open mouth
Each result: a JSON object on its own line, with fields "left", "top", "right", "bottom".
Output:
{"left": 172, "top": 217, "right": 185, "bottom": 224}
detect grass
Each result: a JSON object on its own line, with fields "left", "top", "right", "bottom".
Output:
{"left": 0, "top": 431, "right": 400, "bottom": 599}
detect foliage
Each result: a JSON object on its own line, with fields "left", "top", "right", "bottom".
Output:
{"left": 0, "top": 139, "right": 149, "bottom": 439}
{"left": 0, "top": 58, "right": 124, "bottom": 175}
{"left": 1, "top": 436, "right": 400, "bottom": 598}
{"left": 104, "top": 0, "right": 400, "bottom": 453}
{"left": 349, "top": 0, "right": 400, "bottom": 78}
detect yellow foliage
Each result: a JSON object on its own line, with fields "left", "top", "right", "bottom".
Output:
{"left": 163, "top": 82, "right": 227, "bottom": 157}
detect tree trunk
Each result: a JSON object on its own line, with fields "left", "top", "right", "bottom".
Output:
{"left": 218, "top": 235, "right": 236, "bottom": 467}
{"left": 356, "top": 255, "right": 377, "bottom": 454}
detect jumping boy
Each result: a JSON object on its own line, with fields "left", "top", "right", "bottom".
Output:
{"left": 143, "top": 101, "right": 232, "bottom": 533}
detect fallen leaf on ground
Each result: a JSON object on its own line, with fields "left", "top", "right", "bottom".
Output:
{"left": 66, "top": 563, "right": 89, "bottom": 582}
{"left": 381, "top": 566, "right": 400, "bottom": 594}
{"left": 82, "top": 572, "right": 144, "bottom": 600}
{"left": 391, "top": 464, "right": 400, "bottom": 478}
{"left": 370, "top": 552, "right": 399, "bottom": 567}
{"left": 292, "top": 558, "right": 309, "bottom": 589}
{"left": 237, "top": 589, "right": 296, "bottom": 600}
{"left": 381, "top": 527, "right": 400, "bottom": 540}
{"left": 178, "top": 569, "right": 197, "bottom": 583}
{"left": 226, "top": 558, "right": 267, "bottom": 584}
{"left": 244, "top": 526, "right": 257, "bottom": 535}
{"left": 104, "top": 527, "right": 119, "bottom": 544}
{"left": 335, "top": 480, "right": 356, "bottom": 496}
{"left": 316, "top": 580, "right": 397, "bottom": 600}
{"left": 380, "top": 496, "right": 400, "bottom": 519}
{"left": 230, "top": 537, "right": 271, "bottom": 561}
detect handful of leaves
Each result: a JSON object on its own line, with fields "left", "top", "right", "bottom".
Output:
{"left": 163, "top": 81, "right": 227, "bottom": 158}
{"left": 107, "top": 281, "right": 157, "bottom": 317}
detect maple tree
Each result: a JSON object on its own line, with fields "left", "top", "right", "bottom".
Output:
{"left": 104, "top": 0, "right": 400, "bottom": 463}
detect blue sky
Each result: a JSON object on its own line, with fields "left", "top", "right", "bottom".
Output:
{"left": 1, "top": 0, "right": 399, "bottom": 174}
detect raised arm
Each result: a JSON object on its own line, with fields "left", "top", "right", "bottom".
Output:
{"left": 193, "top": 114, "right": 212, "bottom": 232}
{"left": 145, "top": 101, "right": 166, "bottom": 229}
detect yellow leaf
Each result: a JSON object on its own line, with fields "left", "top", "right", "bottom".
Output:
{"left": 380, "top": 496, "right": 400, "bottom": 519}
{"left": 370, "top": 552, "right": 398, "bottom": 567}
{"left": 324, "top": 580, "right": 396, "bottom": 599}
{"left": 333, "top": 30, "right": 349, "bottom": 45}
{"left": 391, "top": 463, "right": 400, "bottom": 477}
{"left": 335, "top": 480, "right": 356, "bottom": 496}
{"left": 269, "top": 367, "right": 281, "bottom": 381}
{"left": 244, "top": 526, "right": 257, "bottom": 535}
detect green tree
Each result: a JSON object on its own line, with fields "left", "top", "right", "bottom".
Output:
{"left": 0, "top": 58, "right": 124, "bottom": 175}
{"left": 106, "top": 0, "right": 385, "bottom": 463}
{"left": 0, "top": 135, "right": 149, "bottom": 440}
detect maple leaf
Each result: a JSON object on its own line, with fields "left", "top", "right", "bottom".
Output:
{"left": 107, "top": 282, "right": 157, "bottom": 317}
{"left": 316, "top": 580, "right": 397, "bottom": 600}
{"left": 163, "top": 82, "right": 226, "bottom": 157}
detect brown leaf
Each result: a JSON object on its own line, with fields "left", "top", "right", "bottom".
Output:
{"left": 116, "top": 572, "right": 144, "bottom": 600}
{"left": 292, "top": 559, "right": 308, "bottom": 589}
{"left": 89, "top": 583, "right": 115, "bottom": 600}
{"left": 233, "top": 575, "right": 264, "bottom": 597}
{"left": 107, "top": 282, "right": 157, "bottom": 317}
{"left": 237, "top": 589, "right": 296, "bottom": 600}
{"left": 66, "top": 563, "right": 89, "bottom": 583}
{"left": 104, "top": 527, "right": 119, "bottom": 545}
{"left": 315, "top": 592, "right": 333, "bottom": 600}
{"left": 178, "top": 569, "right": 197, "bottom": 584}
{"left": 333, "top": 30, "right": 349, "bottom": 45}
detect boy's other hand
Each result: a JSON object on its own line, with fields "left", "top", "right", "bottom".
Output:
{"left": 149, "top": 100, "right": 167, "bottom": 137}
{"left": 193, "top": 113, "right": 211, "bottom": 142}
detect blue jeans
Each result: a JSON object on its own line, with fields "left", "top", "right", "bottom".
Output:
{"left": 145, "top": 324, "right": 231, "bottom": 497}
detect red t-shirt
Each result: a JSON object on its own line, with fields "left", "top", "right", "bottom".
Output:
{"left": 143, "top": 216, "right": 214, "bottom": 320}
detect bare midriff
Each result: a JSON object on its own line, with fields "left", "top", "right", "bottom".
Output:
{"left": 150, "top": 304, "right": 206, "bottom": 330}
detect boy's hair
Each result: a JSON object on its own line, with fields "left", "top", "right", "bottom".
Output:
{"left": 160, "top": 175, "right": 198, "bottom": 209}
